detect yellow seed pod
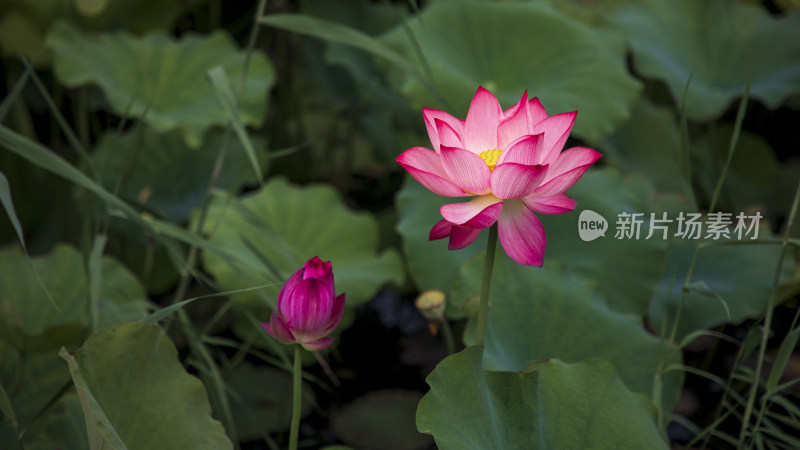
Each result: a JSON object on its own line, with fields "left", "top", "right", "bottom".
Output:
{"left": 478, "top": 148, "right": 503, "bottom": 171}
{"left": 415, "top": 290, "right": 446, "bottom": 321}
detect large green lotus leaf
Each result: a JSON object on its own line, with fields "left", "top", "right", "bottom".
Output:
{"left": 200, "top": 177, "right": 404, "bottom": 308}
{"left": 456, "top": 255, "right": 682, "bottom": 419}
{"left": 691, "top": 125, "right": 797, "bottom": 222}
{"left": 46, "top": 20, "right": 275, "bottom": 147}
{"left": 227, "top": 363, "right": 314, "bottom": 440}
{"left": 648, "top": 238, "right": 795, "bottom": 341}
{"left": 304, "top": 0, "right": 406, "bottom": 35}
{"left": 612, "top": 0, "right": 800, "bottom": 120}
{"left": 0, "top": 0, "right": 181, "bottom": 64}
{"left": 92, "top": 128, "right": 267, "bottom": 222}
{"left": 330, "top": 390, "right": 432, "bottom": 450}
{"left": 538, "top": 168, "right": 670, "bottom": 316}
{"left": 599, "top": 99, "right": 685, "bottom": 194}
{"left": 417, "top": 347, "right": 667, "bottom": 449}
{"left": 379, "top": 0, "right": 641, "bottom": 142}
{"left": 539, "top": 168, "right": 686, "bottom": 316}
{"left": 0, "top": 244, "right": 150, "bottom": 351}
{"left": 60, "top": 322, "right": 232, "bottom": 449}
{"left": 297, "top": 0, "right": 427, "bottom": 167}
{"left": 396, "top": 168, "right": 667, "bottom": 318}
{"left": 545, "top": 0, "right": 629, "bottom": 26}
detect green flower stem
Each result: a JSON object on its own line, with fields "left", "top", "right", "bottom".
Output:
{"left": 474, "top": 224, "right": 498, "bottom": 348}
{"left": 289, "top": 344, "right": 302, "bottom": 450}
{"left": 440, "top": 318, "right": 456, "bottom": 355}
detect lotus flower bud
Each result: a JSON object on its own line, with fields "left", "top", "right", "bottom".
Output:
{"left": 262, "top": 256, "right": 345, "bottom": 351}
{"left": 415, "top": 290, "right": 447, "bottom": 322}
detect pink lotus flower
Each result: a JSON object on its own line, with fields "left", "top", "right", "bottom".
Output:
{"left": 397, "top": 87, "right": 602, "bottom": 266}
{"left": 262, "top": 256, "right": 345, "bottom": 351}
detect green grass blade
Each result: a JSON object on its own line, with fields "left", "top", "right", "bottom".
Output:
{"left": 138, "top": 214, "right": 263, "bottom": 274}
{"left": 0, "top": 170, "right": 27, "bottom": 254}
{"left": 237, "top": 0, "right": 268, "bottom": 98}
{"left": 774, "top": 376, "right": 800, "bottom": 393}
{"left": 664, "top": 364, "right": 746, "bottom": 405}
{"left": 260, "top": 13, "right": 446, "bottom": 105}
{"left": 709, "top": 76, "right": 752, "bottom": 214}
{"left": 207, "top": 66, "right": 263, "bottom": 183}
{"left": 0, "top": 124, "right": 150, "bottom": 231}
{"left": 0, "top": 378, "right": 19, "bottom": 437}
{"left": 261, "top": 13, "right": 413, "bottom": 73}
{"left": 179, "top": 311, "right": 238, "bottom": 447}
{"left": 0, "top": 169, "right": 57, "bottom": 310}
{"left": 143, "top": 284, "right": 276, "bottom": 324}
{"left": 678, "top": 329, "right": 739, "bottom": 351}
{"left": 770, "top": 395, "right": 800, "bottom": 420}
{"left": 677, "top": 70, "right": 697, "bottom": 210}
{"left": 743, "top": 180, "right": 800, "bottom": 445}
{"left": 766, "top": 326, "right": 800, "bottom": 396}
{"left": 18, "top": 378, "right": 73, "bottom": 438}
{"left": 0, "top": 60, "right": 33, "bottom": 123}
{"left": 23, "top": 58, "right": 99, "bottom": 180}
{"left": 59, "top": 347, "right": 129, "bottom": 449}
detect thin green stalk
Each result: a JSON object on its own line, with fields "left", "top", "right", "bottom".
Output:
{"left": 709, "top": 77, "right": 751, "bottom": 214}
{"left": 178, "top": 309, "right": 238, "bottom": 445}
{"left": 657, "top": 75, "right": 752, "bottom": 441}
{"left": 740, "top": 181, "right": 800, "bottom": 447}
{"left": 166, "top": 0, "right": 266, "bottom": 324}
{"left": 313, "top": 352, "right": 340, "bottom": 388}
{"left": 440, "top": 319, "right": 455, "bottom": 355}
{"left": 237, "top": 0, "right": 268, "bottom": 98}
{"left": 474, "top": 225, "right": 498, "bottom": 348}
{"left": 289, "top": 345, "right": 303, "bottom": 450}
{"left": 23, "top": 58, "right": 98, "bottom": 181}
{"left": 165, "top": 131, "right": 230, "bottom": 319}
{"left": 665, "top": 75, "right": 751, "bottom": 353}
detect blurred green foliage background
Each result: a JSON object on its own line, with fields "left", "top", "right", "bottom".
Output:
{"left": 1, "top": 0, "right": 799, "bottom": 449}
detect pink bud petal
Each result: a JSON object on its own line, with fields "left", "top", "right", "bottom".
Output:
{"left": 263, "top": 313, "right": 296, "bottom": 344}
{"left": 301, "top": 337, "right": 336, "bottom": 352}
{"left": 276, "top": 266, "right": 305, "bottom": 311}
{"left": 320, "top": 293, "right": 346, "bottom": 336}
{"left": 302, "top": 256, "right": 331, "bottom": 279}
{"left": 280, "top": 277, "right": 335, "bottom": 335}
